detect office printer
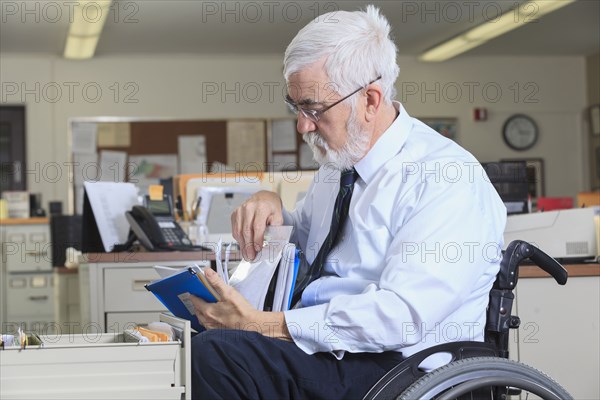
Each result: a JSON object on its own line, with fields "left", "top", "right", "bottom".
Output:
{"left": 503, "top": 207, "right": 600, "bottom": 262}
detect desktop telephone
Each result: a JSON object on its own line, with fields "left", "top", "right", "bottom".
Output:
{"left": 125, "top": 195, "right": 198, "bottom": 251}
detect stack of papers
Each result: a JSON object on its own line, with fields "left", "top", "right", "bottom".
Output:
{"left": 146, "top": 226, "right": 300, "bottom": 331}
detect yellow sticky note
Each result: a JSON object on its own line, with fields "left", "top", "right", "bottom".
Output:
{"left": 149, "top": 185, "right": 163, "bottom": 201}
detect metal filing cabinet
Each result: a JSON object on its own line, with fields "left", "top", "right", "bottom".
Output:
{"left": 1, "top": 314, "right": 191, "bottom": 399}
{"left": 1, "top": 219, "right": 55, "bottom": 333}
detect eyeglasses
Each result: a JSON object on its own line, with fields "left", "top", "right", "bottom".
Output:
{"left": 285, "top": 76, "right": 382, "bottom": 123}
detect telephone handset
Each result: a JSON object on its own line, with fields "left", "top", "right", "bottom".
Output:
{"left": 125, "top": 205, "right": 194, "bottom": 251}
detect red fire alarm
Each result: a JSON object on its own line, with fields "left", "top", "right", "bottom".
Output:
{"left": 473, "top": 108, "right": 488, "bottom": 121}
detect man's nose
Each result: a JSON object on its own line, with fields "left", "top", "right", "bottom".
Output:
{"left": 296, "top": 113, "right": 317, "bottom": 135}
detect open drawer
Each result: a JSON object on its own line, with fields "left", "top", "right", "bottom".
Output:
{"left": 1, "top": 314, "right": 192, "bottom": 400}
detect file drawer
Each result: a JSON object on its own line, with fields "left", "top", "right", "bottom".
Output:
{"left": 5, "top": 273, "right": 54, "bottom": 317}
{"left": 1, "top": 314, "right": 191, "bottom": 400}
{"left": 2, "top": 316, "right": 56, "bottom": 334}
{"left": 103, "top": 267, "right": 168, "bottom": 312}
{"left": 106, "top": 311, "right": 164, "bottom": 332}
{"left": 3, "top": 224, "right": 52, "bottom": 272}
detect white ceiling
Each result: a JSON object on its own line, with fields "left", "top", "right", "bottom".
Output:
{"left": 1, "top": 0, "right": 598, "bottom": 58}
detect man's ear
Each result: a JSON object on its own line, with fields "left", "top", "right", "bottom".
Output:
{"left": 364, "top": 83, "right": 383, "bottom": 123}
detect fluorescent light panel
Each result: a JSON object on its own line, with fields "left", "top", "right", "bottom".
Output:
{"left": 419, "top": 0, "right": 576, "bottom": 62}
{"left": 63, "top": 0, "right": 112, "bottom": 60}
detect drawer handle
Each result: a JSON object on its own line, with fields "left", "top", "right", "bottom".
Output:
{"left": 133, "top": 280, "right": 152, "bottom": 291}
{"left": 28, "top": 295, "right": 49, "bottom": 301}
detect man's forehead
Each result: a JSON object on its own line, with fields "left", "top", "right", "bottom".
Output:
{"left": 286, "top": 79, "right": 339, "bottom": 103}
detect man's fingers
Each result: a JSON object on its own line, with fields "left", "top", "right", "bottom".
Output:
{"left": 190, "top": 294, "right": 207, "bottom": 310}
{"left": 231, "top": 191, "right": 284, "bottom": 261}
{"left": 231, "top": 208, "right": 245, "bottom": 250}
{"left": 252, "top": 220, "right": 266, "bottom": 254}
{"left": 203, "top": 267, "right": 227, "bottom": 297}
{"left": 232, "top": 203, "right": 256, "bottom": 260}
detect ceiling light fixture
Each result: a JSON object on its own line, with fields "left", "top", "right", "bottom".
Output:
{"left": 63, "top": 0, "right": 113, "bottom": 60}
{"left": 419, "top": 0, "right": 576, "bottom": 62}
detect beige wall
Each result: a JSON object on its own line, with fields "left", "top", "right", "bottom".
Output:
{"left": 0, "top": 53, "right": 588, "bottom": 209}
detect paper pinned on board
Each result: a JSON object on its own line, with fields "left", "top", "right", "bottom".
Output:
{"left": 72, "top": 122, "right": 97, "bottom": 154}
{"left": 178, "top": 135, "right": 207, "bottom": 174}
{"left": 271, "top": 119, "right": 297, "bottom": 152}
{"left": 226, "top": 120, "right": 266, "bottom": 169}
{"left": 97, "top": 122, "right": 131, "bottom": 147}
{"left": 99, "top": 150, "right": 128, "bottom": 182}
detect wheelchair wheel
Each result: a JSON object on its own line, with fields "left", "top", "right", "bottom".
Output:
{"left": 398, "top": 357, "right": 572, "bottom": 400}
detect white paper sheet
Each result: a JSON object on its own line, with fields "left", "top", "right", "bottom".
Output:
{"left": 228, "top": 226, "right": 294, "bottom": 310}
{"left": 71, "top": 122, "right": 97, "bottom": 154}
{"left": 99, "top": 150, "right": 128, "bottom": 182}
{"left": 154, "top": 263, "right": 210, "bottom": 279}
{"left": 178, "top": 135, "right": 207, "bottom": 174}
{"left": 271, "top": 119, "right": 297, "bottom": 152}
{"left": 83, "top": 181, "right": 140, "bottom": 252}
{"left": 73, "top": 153, "right": 99, "bottom": 186}
{"left": 227, "top": 121, "right": 266, "bottom": 170}
{"left": 97, "top": 122, "right": 131, "bottom": 147}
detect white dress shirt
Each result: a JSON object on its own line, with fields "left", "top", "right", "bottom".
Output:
{"left": 282, "top": 102, "right": 507, "bottom": 368}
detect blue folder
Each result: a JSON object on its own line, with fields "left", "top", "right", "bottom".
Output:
{"left": 145, "top": 267, "right": 217, "bottom": 332}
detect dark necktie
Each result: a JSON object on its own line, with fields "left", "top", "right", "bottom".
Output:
{"left": 292, "top": 168, "right": 359, "bottom": 306}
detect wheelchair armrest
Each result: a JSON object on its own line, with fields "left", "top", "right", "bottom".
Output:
{"left": 362, "top": 341, "right": 497, "bottom": 400}
{"left": 528, "top": 243, "right": 568, "bottom": 285}
{"left": 500, "top": 241, "right": 568, "bottom": 290}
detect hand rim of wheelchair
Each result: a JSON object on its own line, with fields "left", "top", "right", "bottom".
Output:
{"left": 397, "top": 357, "right": 572, "bottom": 400}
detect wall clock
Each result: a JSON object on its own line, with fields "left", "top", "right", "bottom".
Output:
{"left": 502, "top": 114, "right": 538, "bottom": 151}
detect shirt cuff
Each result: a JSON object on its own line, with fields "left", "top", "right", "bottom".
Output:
{"left": 284, "top": 304, "right": 345, "bottom": 358}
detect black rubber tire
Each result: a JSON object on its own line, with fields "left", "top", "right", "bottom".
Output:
{"left": 397, "top": 357, "right": 572, "bottom": 400}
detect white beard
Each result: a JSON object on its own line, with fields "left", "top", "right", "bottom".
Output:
{"left": 302, "top": 112, "right": 370, "bottom": 171}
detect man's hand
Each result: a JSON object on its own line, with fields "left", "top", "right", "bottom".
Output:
{"left": 231, "top": 190, "right": 284, "bottom": 260}
{"left": 191, "top": 268, "right": 292, "bottom": 341}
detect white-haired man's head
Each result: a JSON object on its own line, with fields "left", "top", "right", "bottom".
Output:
{"left": 284, "top": 5, "right": 399, "bottom": 110}
{"left": 283, "top": 5, "right": 400, "bottom": 170}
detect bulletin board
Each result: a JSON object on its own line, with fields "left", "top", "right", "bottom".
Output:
{"left": 102, "top": 120, "right": 244, "bottom": 163}
{"left": 69, "top": 118, "right": 269, "bottom": 214}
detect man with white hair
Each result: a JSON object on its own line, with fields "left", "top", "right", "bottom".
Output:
{"left": 190, "top": 5, "right": 506, "bottom": 399}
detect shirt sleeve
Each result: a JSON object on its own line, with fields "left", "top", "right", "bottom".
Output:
{"left": 284, "top": 174, "right": 506, "bottom": 355}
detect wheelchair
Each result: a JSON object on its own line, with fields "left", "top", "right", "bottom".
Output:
{"left": 362, "top": 240, "right": 572, "bottom": 400}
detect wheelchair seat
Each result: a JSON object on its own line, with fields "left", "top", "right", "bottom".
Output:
{"left": 362, "top": 240, "right": 571, "bottom": 400}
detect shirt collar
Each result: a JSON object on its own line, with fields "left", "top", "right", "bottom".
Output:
{"left": 354, "top": 101, "right": 413, "bottom": 185}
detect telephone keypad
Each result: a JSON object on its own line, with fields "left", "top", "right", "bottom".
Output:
{"left": 163, "top": 229, "right": 181, "bottom": 245}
